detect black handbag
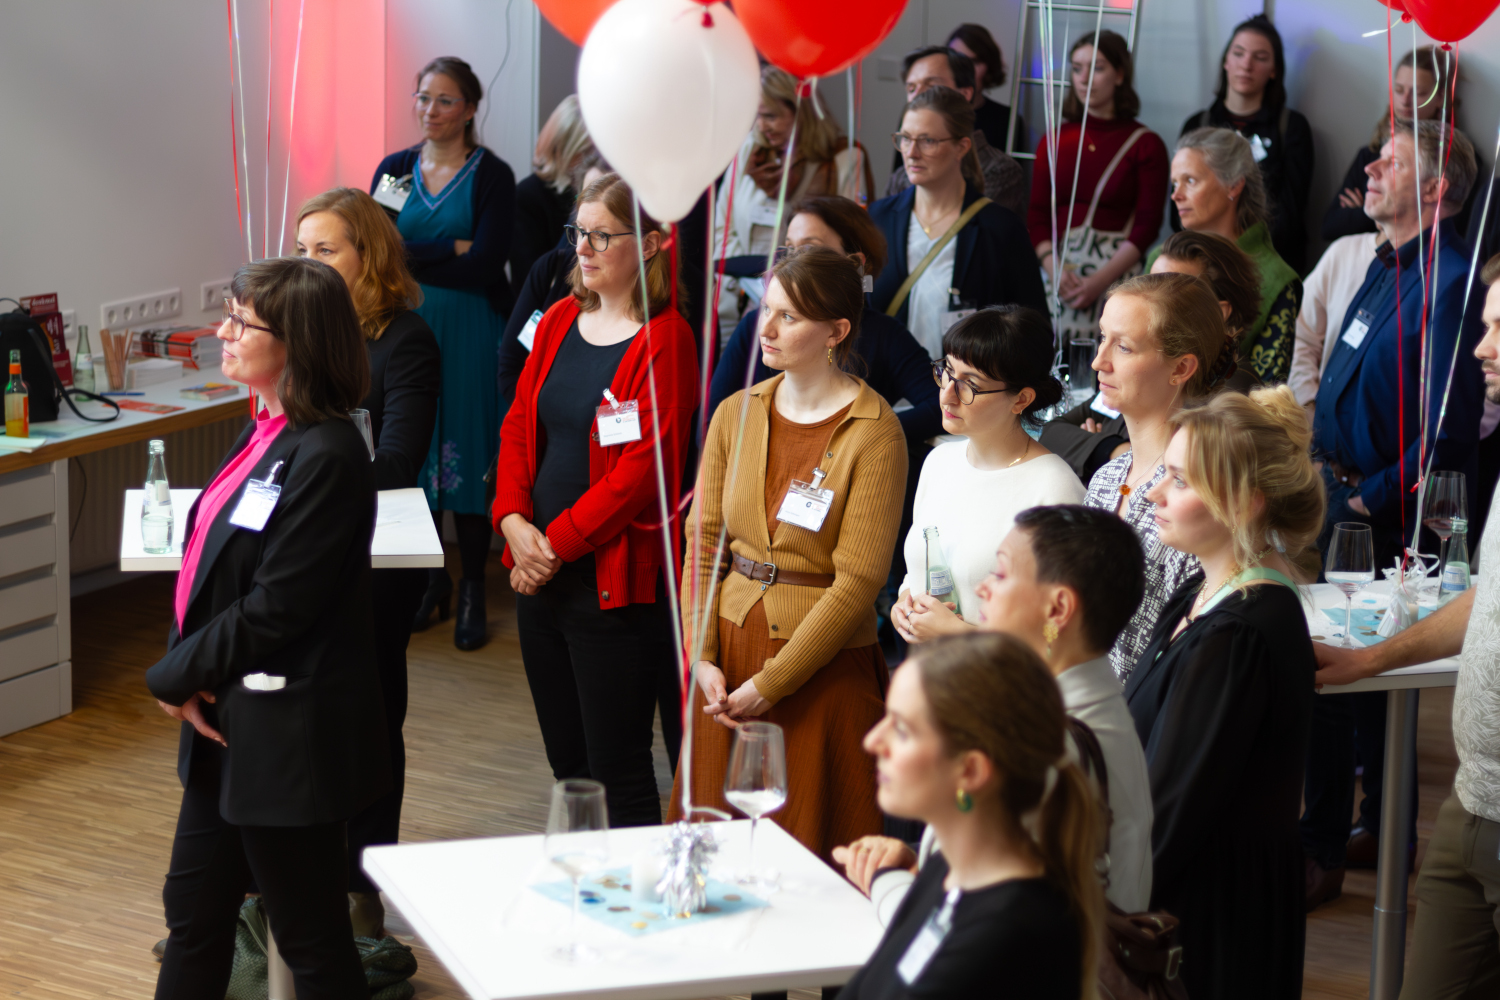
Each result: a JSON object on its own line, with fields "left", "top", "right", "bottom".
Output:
{"left": 0, "top": 300, "right": 119, "bottom": 424}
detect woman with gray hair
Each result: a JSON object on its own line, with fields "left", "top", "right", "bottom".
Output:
{"left": 1155, "top": 126, "right": 1302, "bottom": 383}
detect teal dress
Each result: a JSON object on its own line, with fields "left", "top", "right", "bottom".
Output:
{"left": 397, "top": 151, "right": 506, "bottom": 516}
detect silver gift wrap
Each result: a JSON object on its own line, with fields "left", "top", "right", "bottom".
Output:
{"left": 654, "top": 821, "right": 718, "bottom": 917}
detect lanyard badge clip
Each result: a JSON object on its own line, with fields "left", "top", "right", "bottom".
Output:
{"left": 595, "top": 389, "right": 642, "bottom": 446}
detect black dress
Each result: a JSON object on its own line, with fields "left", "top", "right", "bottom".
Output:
{"left": 1124, "top": 577, "right": 1314, "bottom": 1000}
{"left": 841, "top": 854, "right": 1081, "bottom": 1000}
{"left": 511, "top": 173, "right": 574, "bottom": 298}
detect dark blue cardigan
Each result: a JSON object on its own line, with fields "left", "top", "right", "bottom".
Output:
{"left": 708, "top": 305, "right": 942, "bottom": 443}
{"left": 869, "top": 183, "right": 1047, "bottom": 325}
{"left": 371, "top": 145, "right": 516, "bottom": 313}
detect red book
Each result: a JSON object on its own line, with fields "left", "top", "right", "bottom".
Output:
{"left": 21, "top": 293, "right": 72, "bottom": 387}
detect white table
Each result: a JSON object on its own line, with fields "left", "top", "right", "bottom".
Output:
{"left": 1305, "top": 580, "right": 1459, "bottom": 1000}
{"left": 363, "top": 820, "right": 884, "bottom": 1000}
{"left": 119, "top": 488, "right": 445, "bottom": 570}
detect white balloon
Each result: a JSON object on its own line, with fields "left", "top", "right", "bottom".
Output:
{"left": 578, "top": 0, "right": 760, "bottom": 223}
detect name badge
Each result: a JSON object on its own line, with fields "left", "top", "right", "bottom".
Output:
{"left": 1342, "top": 309, "right": 1374, "bottom": 351}
{"left": 517, "top": 310, "right": 544, "bottom": 352}
{"left": 1248, "top": 133, "right": 1270, "bottom": 163}
{"left": 775, "top": 475, "right": 835, "bottom": 532}
{"left": 896, "top": 887, "right": 960, "bottom": 986}
{"left": 595, "top": 389, "right": 642, "bottom": 446}
{"left": 372, "top": 173, "right": 413, "bottom": 214}
{"left": 938, "top": 308, "right": 976, "bottom": 338}
{"left": 229, "top": 461, "right": 284, "bottom": 532}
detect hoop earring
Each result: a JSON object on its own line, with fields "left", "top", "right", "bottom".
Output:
{"left": 955, "top": 788, "right": 974, "bottom": 813}
{"left": 827, "top": 347, "right": 834, "bottom": 365}
{"left": 1043, "top": 621, "right": 1059, "bottom": 654}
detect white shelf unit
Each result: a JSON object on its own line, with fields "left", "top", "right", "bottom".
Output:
{"left": 0, "top": 461, "right": 72, "bottom": 737}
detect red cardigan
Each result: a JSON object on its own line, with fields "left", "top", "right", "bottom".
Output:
{"left": 492, "top": 297, "right": 698, "bottom": 610}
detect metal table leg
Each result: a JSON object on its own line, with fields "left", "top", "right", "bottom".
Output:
{"left": 1370, "top": 688, "right": 1419, "bottom": 1000}
{"left": 267, "top": 927, "right": 294, "bottom": 1000}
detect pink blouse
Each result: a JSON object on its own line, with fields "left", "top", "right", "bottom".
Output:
{"left": 175, "top": 410, "right": 288, "bottom": 631}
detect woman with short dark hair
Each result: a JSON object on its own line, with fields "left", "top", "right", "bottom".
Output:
{"left": 946, "top": 22, "right": 1024, "bottom": 154}
{"left": 147, "top": 256, "right": 386, "bottom": 999}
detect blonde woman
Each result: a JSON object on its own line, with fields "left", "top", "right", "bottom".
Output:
{"left": 713, "top": 66, "right": 876, "bottom": 336}
{"left": 513, "top": 95, "right": 595, "bottom": 289}
{"left": 1126, "top": 385, "right": 1324, "bottom": 1000}
{"left": 295, "top": 187, "right": 439, "bottom": 937}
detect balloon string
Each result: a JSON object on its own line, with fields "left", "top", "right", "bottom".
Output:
{"left": 1057, "top": 0, "right": 1107, "bottom": 286}
{"left": 224, "top": 0, "right": 245, "bottom": 260}
{"left": 277, "top": 0, "right": 306, "bottom": 257}
{"left": 229, "top": 0, "right": 253, "bottom": 261}
{"left": 1386, "top": 9, "right": 1408, "bottom": 569}
{"left": 264, "top": 0, "right": 273, "bottom": 260}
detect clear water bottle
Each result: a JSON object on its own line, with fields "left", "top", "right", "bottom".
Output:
{"left": 1439, "top": 516, "right": 1471, "bottom": 606}
{"left": 73, "top": 324, "right": 95, "bottom": 394}
{"left": 924, "top": 525, "right": 961, "bottom": 617}
{"left": 142, "top": 438, "right": 174, "bottom": 554}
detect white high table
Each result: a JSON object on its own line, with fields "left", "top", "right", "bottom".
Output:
{"left": 1305, "top": 581, "right": 1459, "bottom": 1000}
{"left": 363, "top": 820, "right": 884, "bottom": 1000}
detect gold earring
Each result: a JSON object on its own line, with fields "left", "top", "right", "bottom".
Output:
{"left": 955, "top": 788, "right": 974, "bottom": 813}
{"left": 827, "top": 347, "right": 834, "bottom": 365}
{"left": 1043, "top": 621, "right": 1059, "bottom": 653}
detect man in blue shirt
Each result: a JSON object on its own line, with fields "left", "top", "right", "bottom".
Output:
{"left": 1304, "top": 120, "right": 1483, "bottom": 908}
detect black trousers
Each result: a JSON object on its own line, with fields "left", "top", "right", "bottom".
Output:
{"left": 516, "top": 559, "right": 670, "bottom": 828}
{"left": 156, "top": 745, "right": 366, "bottom": 1000}
{"left": 347, "top": 566, "right": 425, "bottom": 893}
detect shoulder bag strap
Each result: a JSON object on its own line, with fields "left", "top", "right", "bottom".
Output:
{"left": 22, "top": 322, "right": 120, "bottom": 422}
{"left": 1078, "top": 127, "right": 1150, "bottom": 233}
{"left": 1066, "top": 714, "right": 1113, "bottom": 862}
{"left": 884, "top": 197, "right": 992, "bottom": 318}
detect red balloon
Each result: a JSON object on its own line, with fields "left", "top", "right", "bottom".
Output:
{"left": 1373, "top": 0, "right": 1413, "bottom": 22}
{"left": 1403, "top": 0, "right": 1500, "bottom": 41}
{"left": 534, "top": 0, "right": 618, "bottom": 46}
{"left": 735, "top": 0, "right": 909, "bottom": 78}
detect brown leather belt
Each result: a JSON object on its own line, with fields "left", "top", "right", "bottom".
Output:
{"left": 1328, "top": 461, "right": 1364, "bottom": 489}
{"left": 732, "top": 553, "right": 834, "bottom": 589}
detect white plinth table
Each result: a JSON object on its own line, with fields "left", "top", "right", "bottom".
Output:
{"left": 362, "top": 819, "right": 884, "bottom": 1000}
{"left": 1305, "top": 580, "right": 1459, "bottom": 1000}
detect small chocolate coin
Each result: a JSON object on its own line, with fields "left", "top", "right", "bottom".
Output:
{"left": 631, "top": 921, "right": 648, "bottom": 929}
{"left": 608, "top": 906, "right": 631, "bottom": 912}
{"left": 723, "top": 894, "right": 742, "bottom": 902}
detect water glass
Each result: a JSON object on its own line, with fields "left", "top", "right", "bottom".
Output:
{"left": 1068, "top": 338, "right": 1097, "bottom": 395}
{"left": 544, "top": 779, "right": 608, "bottom": 964}
{"left": 1326, "top": 523, "right": 1376, "bottom": 647}
{"left": 1421, "top": 470, "right": 1466, "bottom": 591}
{"left": 724, "top": 721, "right": 788, "bottom": 888}
{"left": 349, "top": 408, "right": 375, "bottom": 460}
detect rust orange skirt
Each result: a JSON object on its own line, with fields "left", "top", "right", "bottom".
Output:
{"left": 667, "top": 601, "right": 889, "bottom": 864}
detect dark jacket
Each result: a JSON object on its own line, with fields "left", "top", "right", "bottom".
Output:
{"left": 364, "top": 310, "right": 441, "bottom": 491}
{"left": 1177, "top": 102, "right": 1314, "bottom": 272}
{"left": 371, "top": 146, "right": 516, "bottom": 313}
{"left": 511, "top": 173, "right": 574, "bottom": 299}
{"left": 869, "top": 183, "right": 1047, "bottom": 326}
{"left": 146, "top": 418, "right": 389, "bottom": 827}
{"left": 709, "top": 305, "right": 942, "bottom": 443}
{"left": 1311, "top": 219, "right": 1486, "bottom": 529}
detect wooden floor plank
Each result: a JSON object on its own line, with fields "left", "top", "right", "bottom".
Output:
{"left": 0, "top": 553, "right": 1459, "bottom": 999}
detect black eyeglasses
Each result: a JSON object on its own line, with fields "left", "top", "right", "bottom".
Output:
{"left": 932, "top": 360, "right": 1012, "bottom": 405}
{"left": 220, "top": 301, "right": 276, "bottom": 342}
{"left": 563, "top": 225, "right": 636, "bottom": 253}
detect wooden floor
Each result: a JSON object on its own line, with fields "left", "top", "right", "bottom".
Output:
{"left": 0, "top": 552, "right": 1458, "bottom": 1000}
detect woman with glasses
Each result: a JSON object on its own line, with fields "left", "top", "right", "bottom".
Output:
{"left": 891, "top": 308, "right": 1082, "bottom": 646}
{"left": 371, "top": 56, "right": 516, "bottom": 651}
{"left": 494, "top": 173, "right": 696, "bottom": 829}
{"left": 675, "top": 245, "right": 906, "bottom": 861}
{"left": 147, "top": 258, "right": 386, "bottom": 999}
{"left": 870, "top": 86, "right": 1046, "bottom": 360}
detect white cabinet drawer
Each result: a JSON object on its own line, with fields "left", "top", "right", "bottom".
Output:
{"left": 0, "top": 466, "right": 56, "bottom": 528}
{"left": 0, "top": 522, "right": 57, "bottom": 579}
{"left": 0, "top": 575, "right": 57, "bottom": 632}
{"left": 0, "top": 622, "right": 59, "bottom": 684}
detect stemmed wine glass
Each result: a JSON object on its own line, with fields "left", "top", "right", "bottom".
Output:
{"left": 724, "top": 721, "right": 788, "bottom": 889}
{"left": 1422, "top": 470, "right": 1467, "bottom": 594}
{"left": 1326, "top": 523, "right": 1376, "bottom": 648}
{"left": 544, "top": 779, "right": 608, "bottom": 964}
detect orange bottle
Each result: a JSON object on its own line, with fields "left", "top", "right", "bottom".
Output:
{"left": 5, "top": 348, "right": 29, "bottom": 438}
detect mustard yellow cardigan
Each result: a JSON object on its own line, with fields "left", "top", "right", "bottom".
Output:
{"left": 682, "top": 374, "right": 908, "bottom": 704}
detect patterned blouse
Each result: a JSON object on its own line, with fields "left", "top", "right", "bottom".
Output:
{"left": 1085, "top": 453, "right": 1201, "bottom": 680}
{"left": 1246, "top": 281, "right": 1304, "bottom": 384}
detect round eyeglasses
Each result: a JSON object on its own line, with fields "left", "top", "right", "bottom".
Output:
{"left": 220, "top": 301, "right": 276, "bottom": 342}
{"left": 932, "top": 360, "right": 1012, "bottom": 405}
{"left": 563, "top": 225, "right": 636, "bottom": 253}
{"left": 892, "top": 133, "right": 959, "bottom": 154}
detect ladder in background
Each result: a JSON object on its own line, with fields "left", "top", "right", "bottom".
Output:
{"left": 1003, "top": 0, "right": 1144, "bottom": 159}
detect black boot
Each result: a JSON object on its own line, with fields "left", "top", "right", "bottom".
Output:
{"left": 454, "top": 578, "right": 487, "bottom": 650}
{"left": 412, "top": 568, "right": 453, "bottom": 632}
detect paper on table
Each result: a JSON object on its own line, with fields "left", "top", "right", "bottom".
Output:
{"left": 376, "top": 487, "right": 433, "bottom": 528}
{"left": 0, "top": 434, "right": 50, "bottom": 451}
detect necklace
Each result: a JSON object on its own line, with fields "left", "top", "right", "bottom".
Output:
{"left": 1191, "top": 545, "right": 1274, "bottom": 617}
{"left": 917, "top": 204, "right": 959, "bottom": 237}
{"left": 1117, "top": 452, "right": 1164, "bottom": 497}
{"left": 1006, "top": 437, "right": 1030, "bottom": 469}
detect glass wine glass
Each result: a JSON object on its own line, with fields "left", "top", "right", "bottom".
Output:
{"left": 1422, "top": 470, "right": 1466, "bottom": 595}
{"left": 723, "top": 721, "right": 788, "bottom": 889}
{"left": 1326, "top": 523, "right": 1376, "bottom": 648}
{"left": 544, "top": 779, "right": 608, "bottom": 964}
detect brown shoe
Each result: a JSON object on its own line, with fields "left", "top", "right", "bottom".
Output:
{"left": 152, "top": 938, "right": 166, "bottom": 962}
{"left": 350, "top": 891, "right": 386, "bottom": 939}
{"left": 1347, "top": 828, "right": 1379, "bottom": 869}
{"left": 1306, "top": 857, "right": 1346, "bottom": 911}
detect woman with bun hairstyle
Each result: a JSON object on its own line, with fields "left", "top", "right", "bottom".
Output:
{"left": 1125, "top": 385, "right": 1322, "bottom": 1000}
{"left": 892, "top": 307, "right": 1083, "bottom": 645}
{"left": 493, "top": 173, "right": 696, "bottom": 828}
{"left": 294, "top": 187, "right": 440, "bottom": 937}
{"left": 676, "top": 245, "right": 907, "bottom": 860}
{"left": 841, "top": 632, "right": 1103, "bottom": 999}
{"left": 1081, "top": 272, "right": 1236, "bottom": 680}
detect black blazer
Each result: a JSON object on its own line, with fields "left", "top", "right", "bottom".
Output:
{"left": 869, "top": 183, "right": 1047, "bottom": 326}
{"left": 364, "top": 311, "right": 441, "bottom": 491}
{"left": 146, "top": 418, "right": 389, "bottom": 827}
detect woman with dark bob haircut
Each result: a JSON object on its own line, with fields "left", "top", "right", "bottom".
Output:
{"left": 892, "top": 306, "right": 1083, "bottom": 646}
{"left": 146, "top": 256, "right": 387, "bottom": 999}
